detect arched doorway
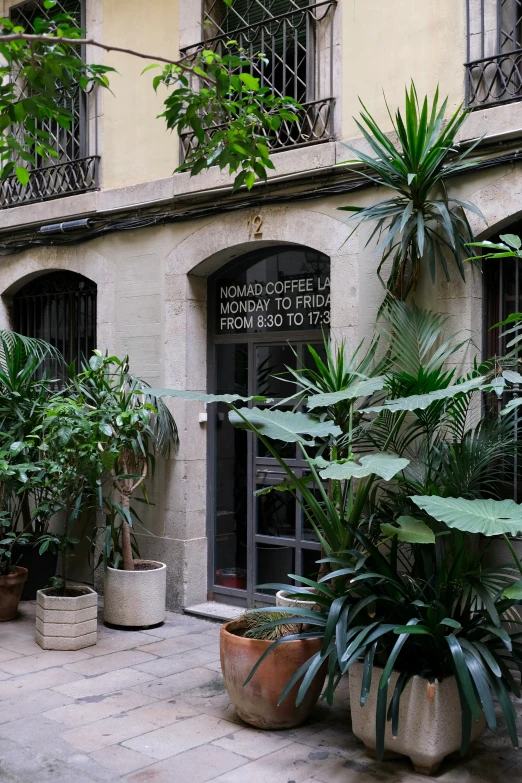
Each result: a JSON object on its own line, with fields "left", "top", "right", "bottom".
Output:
{"left": 208, "top": 245, "right": 330, "bottom": 606}
{"left": 13, "top": 271, "right": 97, "bottom": 378}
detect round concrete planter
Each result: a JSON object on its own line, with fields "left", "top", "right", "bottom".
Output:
{"left": 0, "top": 566, "right": 28, "bottom": 621}
{"left": 276, "top": 589, "right": 319, "bottom": 611}
{"left": 36, "top": 586, "right": 97, "bottom": 650}
{"left": 104, "top": 560, "right": 166, "bottom": 628}
{"left": 349, "top": 662, "right": 486, "bottom": 775}
{"left": 220, "top": 618, "right": 326, "bottom": 730}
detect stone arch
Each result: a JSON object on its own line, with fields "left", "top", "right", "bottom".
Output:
{"left": 164, "top": 206, "right": 359, "bottom": 393}
{"left": 0, "top": 244, "right": 116, "bottom": 351}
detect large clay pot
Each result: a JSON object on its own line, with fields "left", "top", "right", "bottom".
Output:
{"left": 12, "top": 543, "right": 58, "bottom": 601}
{"left": 349, "top": 662, "right": 486, "bottom": 775}
{"left": 104, "top": 560, "right": 166, "bottom": 628}
{"left": 0, "top": 567, "right": 28, "bottom": 621}
{"left": 220, "top": 618, "right": 326, "bottom": 730}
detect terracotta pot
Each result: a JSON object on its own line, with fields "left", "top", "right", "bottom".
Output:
{"left": 220, "top": 618, "right": 326, "bottom": 729}
{"left": 349, "top": 662, "right": 486, "bottom": 775}
{"left": 0, "top": 566, "right": 28, "bottom": 621}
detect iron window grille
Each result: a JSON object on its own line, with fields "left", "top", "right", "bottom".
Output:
{"left": 0, "top": 0, "right": 99, "bottom": 209}
{"left": 179, "top": 0, "right": 336, "bottom": 160}
{"left": 13, "top": 271, "right": 97, "bottom": 384}
{"left": 466, "top": 0, "right": 522, "bottom": 107}
{"left": 484, "top": 235, "right": 522, "bottom": 501}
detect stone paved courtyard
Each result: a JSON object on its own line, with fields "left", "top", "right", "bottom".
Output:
{"left": 0, "top": 602, "right": 520, "bottom": 783}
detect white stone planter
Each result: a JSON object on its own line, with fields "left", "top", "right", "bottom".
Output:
{"left": 276, "top": 589, "right": 319, "bottom": 611}
{"left": 36, "top": 586, "right": 97, "bottom": 650}
{"left": 349, "top": 662, "right": 486, "bottom": 775}
{"left": 104, "top": 560, "right": 166, "bottom": 627}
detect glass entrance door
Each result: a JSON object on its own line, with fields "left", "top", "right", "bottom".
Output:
{"left": 209, "top": 245, "right": 330, "bottom": 606}
{"left": 212, "top": 338, "right": 325, "bottom": 606}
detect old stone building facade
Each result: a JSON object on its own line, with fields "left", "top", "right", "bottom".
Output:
{"left": 1, "top": 0, "right": 522, "bottom": 612}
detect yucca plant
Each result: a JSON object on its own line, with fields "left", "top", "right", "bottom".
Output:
{"left": 340, "top": 83, "right": 484, "bottom": 300}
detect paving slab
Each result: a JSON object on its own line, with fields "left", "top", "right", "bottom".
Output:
{"left": 0, "top": 602, "right": 519, "bottom": 783}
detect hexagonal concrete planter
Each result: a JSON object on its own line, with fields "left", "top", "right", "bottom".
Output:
{"left": 349, "top": 662, "right": 486, "bottom": 775}
{"left": 36, "top": 586, "right": 97, "bottom": 650}
{"left": 104, "top": 560, "right": 166, "bottom": 628}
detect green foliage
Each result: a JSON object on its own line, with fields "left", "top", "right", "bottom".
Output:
{"left": 73, "top": 351, "right": 179, "bottom": 571}
{"left": 0, "top": 10, "right": 112, "bottom": 183}
{"left": 153, "top": 45, "right": 300, "bottom": 191}
{"left": 241, "top": 610, "right": 299, "bottom": 641}
{"left": 339, "top": 83, "right": 484, "bottom": 300}
{"left": 411, "top": 495, "right": 522, "bottom": 536}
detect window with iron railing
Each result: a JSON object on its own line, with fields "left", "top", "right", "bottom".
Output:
{"left": 0, "top": 0, "right": 99, "bottom": 209}
{"left": 179, "top": 0, "right": 336, "bottom": 161}
{"left": 466, "top": 0, "right": 522, "bottom": 107}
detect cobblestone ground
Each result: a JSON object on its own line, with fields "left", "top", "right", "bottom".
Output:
{"left": 0, "top": 602, "right": 520, "bottom": 782}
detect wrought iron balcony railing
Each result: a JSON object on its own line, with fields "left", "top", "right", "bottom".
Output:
{"left": 0, "top": 156, "right": 99, "bottom": 209}
{"left": 179, "top": 0, "right": 336, "bottom": 160}
{"left": 466, "top": 0, "right": 522, "bottom": 107}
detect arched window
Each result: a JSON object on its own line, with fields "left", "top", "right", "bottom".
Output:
{"left": 13, "top": 271, "right": 97, "bottom": 375}
{"left": 484, "top": 220, "right": 522, "bottom": 500}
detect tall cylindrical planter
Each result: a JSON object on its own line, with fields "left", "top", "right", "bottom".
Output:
{"left": 276, "top": 589, "right": 320, "bottom": 611}
{"left": 0, "top": 567, "right": 28, "bottom": 621}
{"left": 36, "top": 586, "right": 97, "bottom": 650}
{"left": 104, "top": 560, "right": 166, "bottom": 627}
{"left": 220, "top": 618, "right": 326, "bottom": 730}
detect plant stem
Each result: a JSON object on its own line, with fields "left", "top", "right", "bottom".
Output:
{"left": 502, "top": 533, "right": 522, "bottom": 576}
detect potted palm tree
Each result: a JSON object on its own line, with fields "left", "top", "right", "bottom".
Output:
{"left": 76, "top": 352, "right": 178, "bottom": 628}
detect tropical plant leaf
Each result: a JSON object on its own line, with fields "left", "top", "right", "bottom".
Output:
{"left": 503, "top": 578, "right": 522, "bottom": 600}
{"left": 145, "top": 388, "right": 270, "bottom": 404}
{"left": 229, "top": 407, "right": 342, "bottom": 444}
{"left": 411, "top": 496, "right": 522, "bottom": 536}
{"left": 381, "top": 515, "right": 435, "bottom": 544}
{"left": 319, "top": 453, "right": 409, "bottom": 481}
{"left": 306, "top": 377, "right": 385, "bottom": 410}
{"left": 362, "top": 377, "right": 488, "bottom": 413}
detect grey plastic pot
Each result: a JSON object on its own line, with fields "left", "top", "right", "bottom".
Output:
{"left": 104, "top": 560, "right": 166, "bottom": 628}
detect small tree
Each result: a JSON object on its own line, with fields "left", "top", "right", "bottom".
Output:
{"left": 36, "top": 397, "right": 103, "bottom": 594}
{"left": 74, "top": 352, "right": 178, "bottom": 572}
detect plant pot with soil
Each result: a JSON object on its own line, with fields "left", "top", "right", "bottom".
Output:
{"left": 36, "top": 585, "right": 97, "bottom": 649}
{"left": 104, "top": 560, "right": 166, "bottom": 627}
{"left": 76, "top": 353, "right": 178, "bottom": 628}
{"left": 220, "top": 612, "right": 326, "bottom": 730}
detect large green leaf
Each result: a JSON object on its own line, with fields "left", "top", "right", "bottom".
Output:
{"left": 411, "top": 496, "right": 522, "bottom": 536}
{"left": 381, "top": 515, "right": 435, "bottom": 544}
{"left": 306, "top": 377, "right": 385, "bottom": 410}
{"left": 319, "top": 453, "right": 409, "bottom": 481}
{"left": 503, "top": 578, "right": 522, "bottom": 600}
{"left": 362, "top": 377, "right": 487, "bottom": 414}
{"left": 146, "top": 388, "right": 270, "bottom": 404}
{"left": 228, "top": 407, "right": 342, "bottom": 444}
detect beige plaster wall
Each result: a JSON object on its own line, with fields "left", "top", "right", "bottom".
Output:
{"left": 100, "top": 0, "right": 179, "bottom": 190}
{"left": 341, "top": 0, "right": 466, "bottom": 140}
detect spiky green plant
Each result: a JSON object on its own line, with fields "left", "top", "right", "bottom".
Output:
{"left": 242, "top": 610, "right": 299, "bottom": 641}
{"left": 340, "top": 83, "right": 484, "bottom": 301}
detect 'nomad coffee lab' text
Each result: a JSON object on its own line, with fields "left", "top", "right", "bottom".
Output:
{"left": 218, "top": 275, "right": 330, "bottom": 333}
